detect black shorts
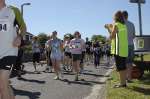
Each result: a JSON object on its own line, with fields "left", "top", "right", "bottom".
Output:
{"left": 33, "top": 52, "right": 40, "bottom": 63}
{"left": 72, "top": 54, "right": 82, "bottom": 62}
{"left": 115, "top": 55, "right": 127, "bottom": 71}
{"left": 64, "top": 52, "right": 72, "bottom": 58}
{"left": 86, "top": 48, "right": 91, "bottom": 54}
{"left": 0, "top": 56, "right": 17, "bottom": 70}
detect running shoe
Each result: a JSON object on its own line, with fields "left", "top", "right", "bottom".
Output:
{"left": 53, "top": 76, "right": 59, "bottom": 80}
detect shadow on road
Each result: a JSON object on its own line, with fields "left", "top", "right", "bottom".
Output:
{"left": 61, "top": 78, "right": 105, "bottom": 86}
{"left": 12, "top": 87, "right": 41, "bottom": 99}
{"left": 25, "top": 71, "right": 42, "bottom": 74}
{"left": 83, "top": 72, "right": 105, "bottom": 77}
{"left": 61, "top": 79, "right": 92, "bottom": 86}
{"left": 63, "top": 72, "right": 75, "bottom": 75}
{"left": 18, "top": 77, "right": 46, "bottom": 84}
{"left": 86, "top": 80, "right": 106, "bottom": 84}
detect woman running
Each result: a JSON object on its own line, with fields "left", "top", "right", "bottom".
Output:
{"left": 49, "top": 31, "right": 63, "bottom": 80}
{"left": 70, "top": 31, "right": 84, "bottom": 81}
{"left": 63, "top": 35, "right": 72, "bottom": 72}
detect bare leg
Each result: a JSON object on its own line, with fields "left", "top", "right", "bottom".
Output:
{"left": 56, "top": 60, "right": 61, "bottom": 72}
{"left": 0, "top": 70, "right": 15, "bottom": 99}
{"left": 51, "top": 59, "right": 58, "bottom": 75}
{"left": 68, "top": 58, "right": 72, "bottom": 71}
{"left": 119, "top": 69, "right": 127, "bottom": 85}
{"left": 72, "top": 61, "right": 76, "bottom": 73}
{"left": 76, "top": 60, "right": 80, "bottom": 74}
{"left": 56, "top": 60, "right": 62, "bottom": 78}
{"left": 127, "top": 64, "right": 132, "bottom": 81}
{"left": 33, "top": 62, "right": 37, "bottom": 71}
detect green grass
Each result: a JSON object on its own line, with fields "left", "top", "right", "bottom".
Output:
{"left": 107, "top": 54, "right": 150, "bottom": 99}
{"left": 134, "top": 54, "right": 150, "bottom": 61}
{"left": 106, "top": 70, "right": 150, "bottom": 99}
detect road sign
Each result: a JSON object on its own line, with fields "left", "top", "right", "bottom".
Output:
{"left": 130, "top": 0, "right": 145, "bottom": 3}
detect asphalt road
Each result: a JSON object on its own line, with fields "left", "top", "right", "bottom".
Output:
{"left": 10, "top": 59, "right": 113, "bottom": 99}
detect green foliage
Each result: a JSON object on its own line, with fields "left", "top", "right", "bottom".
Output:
{"left": 91, "top": 35, "right": 106, "bottom": 43}
{"left": 24, "top": 44, "right": 32, "bottom": 54}
{"left": 37, "top": 33, "right": 49, "bottom": 45}
{"left": 64, "top": 33, "right": 74, "bottom": 39}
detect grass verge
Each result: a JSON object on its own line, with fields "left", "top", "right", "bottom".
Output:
{"left": 106, "top": 70, "right": 150, "bottom": 99}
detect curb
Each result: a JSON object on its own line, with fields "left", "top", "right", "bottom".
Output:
{"left": 84, "top": 68, "right": 113, "bottom": 99}
{"left": 97, "top": 68, "right": 113, "bottom": 99}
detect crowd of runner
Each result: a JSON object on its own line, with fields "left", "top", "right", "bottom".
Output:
{"left": 0, "top": 0, "right": 136, "bottom": 99}
{"left": 30, "top": 31, "right": 112, "bottom": 81}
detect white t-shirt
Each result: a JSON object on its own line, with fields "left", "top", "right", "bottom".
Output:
{"left": 0, "top": 6, "right": 18, "bottom": 59}
{"left": 64, "top": 40, "right": 71, "bottom": 52}
{"left": 32, "top": 41, "right": 40, "bottom": 53}
{"left": 70, "top": 38, "right": 84, "bottom": 54}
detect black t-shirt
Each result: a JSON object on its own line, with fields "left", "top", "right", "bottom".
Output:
{"left": 93, "top": 42, "right": 101, "bottom": 55}
{"left": 85, "top": 41, "right": 92, "bottom": 49}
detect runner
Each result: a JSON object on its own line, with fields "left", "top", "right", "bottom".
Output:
{"left": 122, "top": 11, "right": 135, "bottom": 83}
{"left": 93, "top": 39, "right": 101, "bottom": 68}
{"left": 44, "top": 36, "right": 52, "bottom": 73}
{"left": 85, "top": 37, "right": 92, "bottom": 65}
{"left": 106, "top": 11, "right": 128, "bottom": 88}
{"left": 70, "top": 31, "right": 84, "bottom": 81}
{"left": 49, "top": 31, "right": 63, "bottom": 80}
{"left": 32, "top": 36, "right": 42, "bottom": 73}
{"left": 79, "top": 35, "right": 86, "bottom": 74}
{"left": 105, "top": 43, "right": 111, "bottom": 66}
{"left": 0, "top": 0, "right": 26, "bottom": 98}
{"left": 63, "top": 34, "right": 72, "bottom": 72}
{"left": 102, "top": 44, "right": 106, "bottom": 61}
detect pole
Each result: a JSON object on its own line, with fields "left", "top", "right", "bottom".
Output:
{"left": 137, "top": 1, "right": 144, "bottom": 61}
{"left": 21, "top": 5, "right": 24, "bottom": 16}
{"left": 21, "top": 3, "right": 31, "bottom": 17}
{"left": 138, "top": 1, "right": 143, "bottom": 36}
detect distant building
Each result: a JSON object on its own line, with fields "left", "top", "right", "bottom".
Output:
{"left": 24, "top": 32, "right": 34, "bottom": 42}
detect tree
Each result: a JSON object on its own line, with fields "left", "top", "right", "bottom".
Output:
{"left": 91, "top": 35, "right": 106, "bottom": 43}
{"left": 64, "top": 33, "right": 74, "bottom": 40}
{"left": 37, "top": 33, "right": 48, "bottom": 45}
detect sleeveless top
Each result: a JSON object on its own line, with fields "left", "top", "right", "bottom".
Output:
{"left": 115, "top": 22, "right": 128, "bottom": 57}
{"left": 0, "top": 6, "right": 25, "bottom": 59}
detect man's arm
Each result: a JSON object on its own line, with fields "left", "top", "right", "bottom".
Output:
{"left": 11, "top": 6, "right": 27, "bottom": 36}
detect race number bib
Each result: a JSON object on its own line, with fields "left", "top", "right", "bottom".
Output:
{"left": 75, "top": 43, "right": 81, "bottom": 48}
{"left": 0, "top": 19, "right": 10, "bottom": 33}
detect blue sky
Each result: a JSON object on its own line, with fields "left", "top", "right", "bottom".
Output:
{"left": 7, "top": 0, "right": 150, "bottom": 39}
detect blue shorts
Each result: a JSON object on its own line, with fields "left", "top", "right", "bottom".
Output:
{"left": 126, "top": 45, "right": 134, "bottom": 64}
{"left": 51, "top": 53, "right": 62, "bottom": 61}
